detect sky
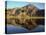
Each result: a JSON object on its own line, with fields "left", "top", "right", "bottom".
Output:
{"left": 6, "top": 1, "right": 45, "bottom": 9}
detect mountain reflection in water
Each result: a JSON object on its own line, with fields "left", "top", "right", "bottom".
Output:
{"left": 6, "top": 24, "right": 44, "bottom": 34}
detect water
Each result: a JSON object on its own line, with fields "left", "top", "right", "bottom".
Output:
{"left": 6, "top": 25, "right": 44, "bottom": 34}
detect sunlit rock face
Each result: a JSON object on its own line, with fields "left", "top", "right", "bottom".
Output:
{"left": 6, "top": 4, "right": 44, "bottom": 30}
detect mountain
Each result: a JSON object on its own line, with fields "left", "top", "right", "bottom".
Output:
{"left": 36, "top": 9, "right": 45, "bottom": 17}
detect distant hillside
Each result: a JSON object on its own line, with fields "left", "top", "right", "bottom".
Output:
{"left": 36, "top": 9, "right": 45, "bottom": 17}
